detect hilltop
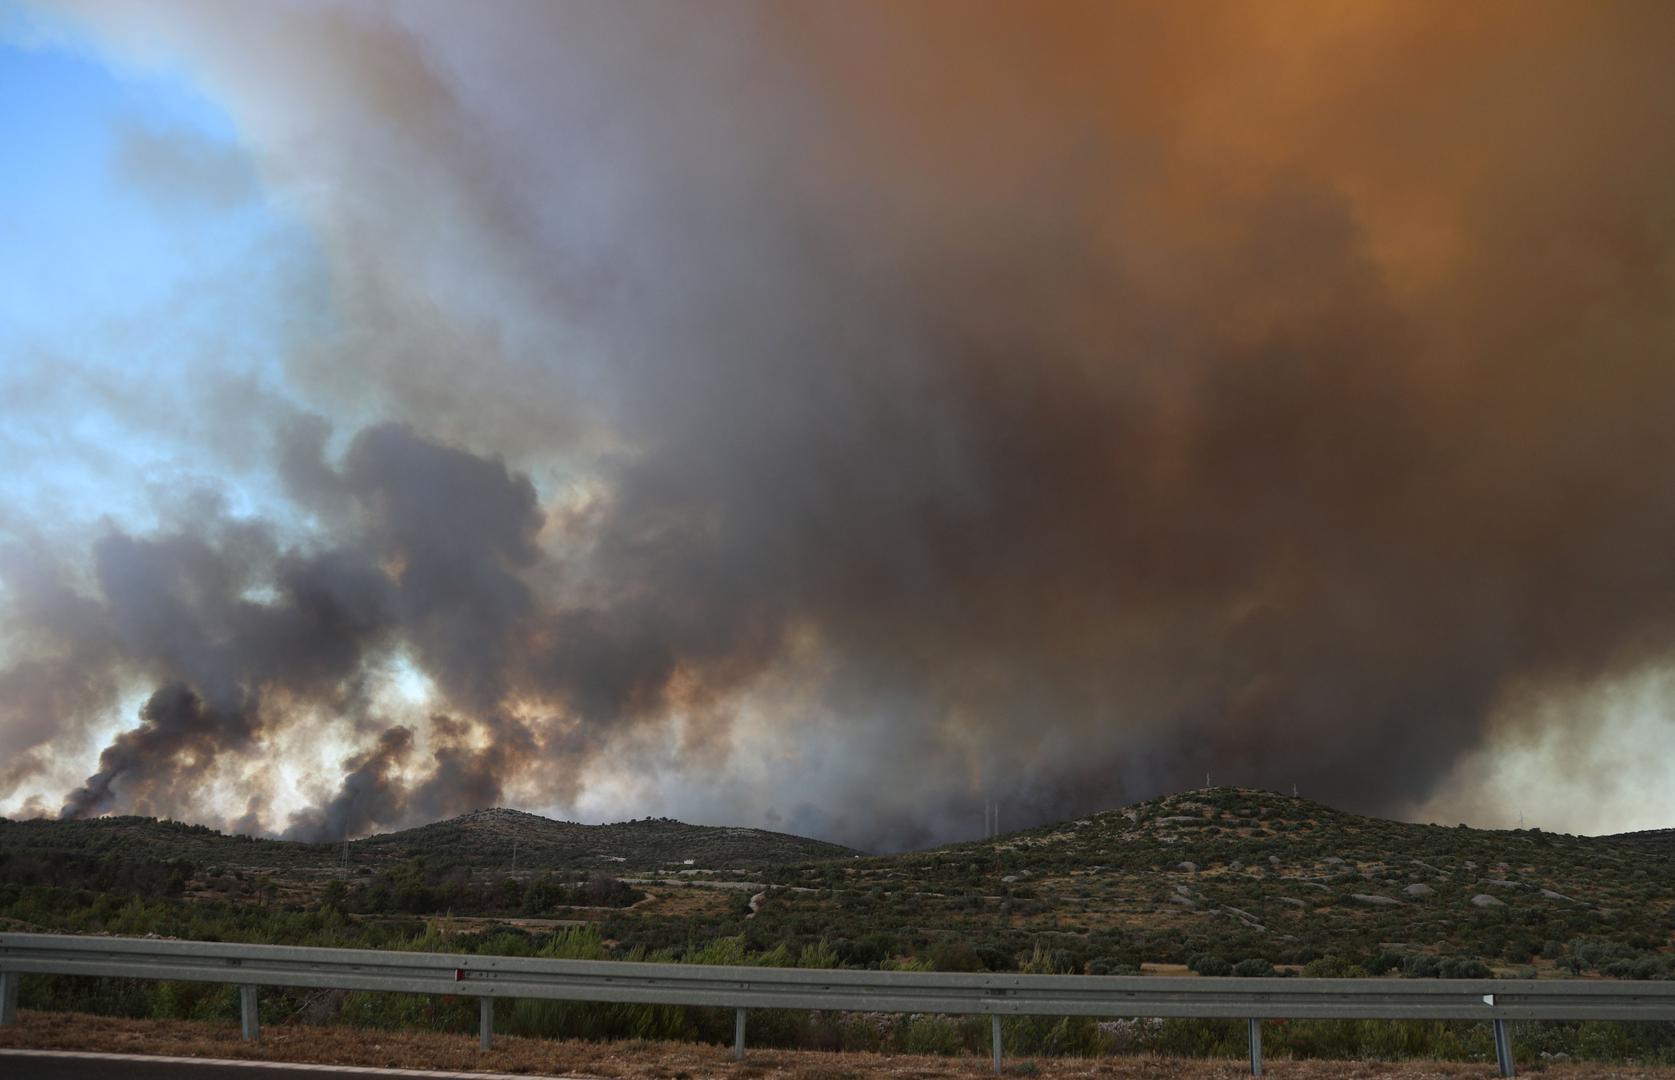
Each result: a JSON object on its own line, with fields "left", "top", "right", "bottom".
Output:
{"left": 1602, "top": 826, "right": 1675, "bottom": 852}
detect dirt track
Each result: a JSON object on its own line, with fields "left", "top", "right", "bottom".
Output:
{"left": 4, "top": 1012, "right": 1675, "bottom": 1079}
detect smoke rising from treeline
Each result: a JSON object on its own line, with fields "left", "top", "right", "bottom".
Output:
{"left": 4, "top": 1, "right": 1675, "bottom": 847}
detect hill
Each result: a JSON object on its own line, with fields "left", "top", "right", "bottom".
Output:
{"left": 713, "top": 786, "right": 1675, "bottom": 977}
{"left": 1602, "top": 826, "right": 1675, "bottom": 852}
{"left": 3, "top": 788, "right": 1670, "bottom": 981}
{"left": 0, "top": 814, "right": 336, "bottom": 870}
{"left": 353, "top": 807, "right": 858, "bottom": 869}
{"left": 0, "top": 805, "right": 858, "bottom": 882}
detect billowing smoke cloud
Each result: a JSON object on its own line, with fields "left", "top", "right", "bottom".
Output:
{"left": 4, "top": 1, "right": 1675, "bottom": 846}
{"left": 282, "top": 724, "right": 412, "bottom": 842}
{"left": 60, "top": 683, "right": 235, "bottom": 819}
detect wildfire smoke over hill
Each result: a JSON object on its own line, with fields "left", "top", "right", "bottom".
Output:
{"left": 3, "top": 1, "right": 1675, "bottom": 848}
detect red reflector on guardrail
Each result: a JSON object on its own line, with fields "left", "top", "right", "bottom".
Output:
{"left": 455, "top": 969, "right": 465, "bottom": 981}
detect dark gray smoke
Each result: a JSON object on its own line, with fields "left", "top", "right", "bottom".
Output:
{"left": 281, "top": 724, "right": 413, "bottom": 842}
{"left": 60, "top": 683, "right": 241, "bottom": 819}
{"left": 6, "top": 1, "right": 1675, "bottom": 845}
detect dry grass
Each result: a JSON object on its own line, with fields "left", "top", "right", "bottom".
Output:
{"left": 5, "top": 1012, "right": 1675, "bottom": 1079}
{"left": 636, "top": 887, "right": 739, "bottom": 919}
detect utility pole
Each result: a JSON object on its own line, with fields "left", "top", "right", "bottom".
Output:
{"left": 512, "top": 839, "right": 518, "bottom": 873}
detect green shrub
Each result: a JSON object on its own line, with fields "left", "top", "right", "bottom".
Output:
{"left": 1189, "top": 954, "right": 1231, "bottom": 976}
{"left": 902, "top": 1014, "right": 965, "bottom": 1055}
{"left": 1301, "top": 954, "right": 1366, "bottom": 978}
{"left": 929, "top": 940, "right": 985, "bottom": 971}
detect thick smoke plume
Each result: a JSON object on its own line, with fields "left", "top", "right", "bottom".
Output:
{"left": 4, "top": 1, "right": 1675, "bottom": 846}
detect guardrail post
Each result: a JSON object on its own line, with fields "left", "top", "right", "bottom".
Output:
{"left": 480, "top": 996, "right": 494, "bottom": 1051}
{"left": 0, "top": 971, "right": 18, "bottom": 1026}
{"left": 991, "top": 1014, "right": 1002, "bottom": 1074}
{"left": 1493, "top": 1018, "right": 1514, "bottom": 1077}
{"left": 239, "top": 985, "right": 259, "bottom": 1041}
{"left": 734, "top": 1007, "right": 746, "bottom": 1061}
{"left": 1248, "top": 1018, "right": 1262, "bottom": 1076}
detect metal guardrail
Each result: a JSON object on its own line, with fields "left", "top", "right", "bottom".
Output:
{"left": 4, "top": 933, "right": 1673, "bottom": 1076}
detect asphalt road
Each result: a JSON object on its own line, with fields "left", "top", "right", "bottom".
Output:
{"left": 0, "top": 1050, "right": 563, "bottom": 1080}
{"left": 3, "top": 1055, "right": 307, "bottom": 1079}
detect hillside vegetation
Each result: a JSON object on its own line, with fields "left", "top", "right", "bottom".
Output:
{"left": 0, "top": 806, "right": 856, "bottom": 882}
{"left": 353, "top": 807, "right": 859, "bottom": 869}
{"left": 5, "top": 789, "right": 1671, "bottom": 981}
{"left": 723, "top": 786, "right": 1675, "bottom": 980}
{"left": 4, "top": 788, "right": 1675, "bottom": 1065}
{"left": 0, "top": 806, "right": 857, "bottom": 920}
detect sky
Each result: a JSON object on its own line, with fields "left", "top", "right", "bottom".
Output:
{"left": 2, "top": 0, "right": 1674, "bottom": 850}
